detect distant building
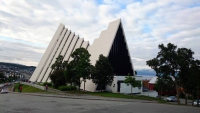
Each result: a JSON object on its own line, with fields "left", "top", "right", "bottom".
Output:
{"left": 30, "top": 19, "right": 143, "bottom": 93}
{"left": 148, "top": 76, "right": 158, "bottom": 90}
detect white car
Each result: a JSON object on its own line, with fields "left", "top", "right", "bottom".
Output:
{"left": 194, "top": 100, "right": 200, "bottom": 106}
{"left": 1, "top": 89, "right": 8, "bottom": 94}
{"left": 166, "top": 96, "right": 177, "bottom": 102}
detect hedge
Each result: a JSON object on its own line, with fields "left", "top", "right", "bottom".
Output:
{"left": 58, "top": 86, "right": 77, "bottom": 91}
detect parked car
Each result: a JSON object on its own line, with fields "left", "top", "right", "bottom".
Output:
{"left": 166, "top": 96, "right": 177, "bottom": 102}
{"left": 1, "top": 88, "right": 8, "bottom": 94}
{"left": 193, "top": 100, "right": 200, "bottom": 106}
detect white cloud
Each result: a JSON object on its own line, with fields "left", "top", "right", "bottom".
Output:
{"left": 0, "top": 0, "right": 199, "bottom": 71}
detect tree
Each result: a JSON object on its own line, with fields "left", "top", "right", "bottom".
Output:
{"left": 50, "top": 55, "right": 66, "bottom": 88}
{"left": 147, "top": 43, "right": 181, "bottom": 104}
{"left": 64, "top": 62, "right": 75, "bottom": 88}
{"left": 177, "top": 48, "right": 194, "bottom": 105}
{"left": 50, "top": 69, "right": 66, "bottom": 88}
{"left": 124, "top": 73, "right": 141, "bottom": 95}
{"left": 189, "top": 60, "right": 200, "bottom": 107}
{"left": 154, "top": 76, "right": 174, "bottom": 98}
{"left": 51, "top": 55, "right": 64, "bottom": 71}
{"left": 91, "top": 54, "right": 113, "bottom": 92}
{"left": 70, "top": 48, "right": 92, "bottom": 91}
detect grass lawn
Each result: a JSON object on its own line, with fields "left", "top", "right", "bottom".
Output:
{"left": 14, "top": 83, "right": 46, "bottom": 93}
{"left": 12, "top": 83, "right": 166, "bottom": 103}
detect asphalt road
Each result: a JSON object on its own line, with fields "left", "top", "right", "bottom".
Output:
{"left": 0, "top": 93, "right": 199, "bottom": 113}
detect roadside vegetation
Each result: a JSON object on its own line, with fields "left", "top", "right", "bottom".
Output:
{"left": 49, "top": 48, "right": 114, "bottom": 92}
{"left": 147, "top": 43, "right": 200, "bottom": 106}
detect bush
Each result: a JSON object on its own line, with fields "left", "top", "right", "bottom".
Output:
{"left": 58, "top": 86, "right": 77, "bottom": 91}
{"left": 42, "top": 82, "right": 52, "bottom": 86}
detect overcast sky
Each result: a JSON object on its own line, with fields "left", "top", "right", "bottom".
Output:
{"left": 0, "top": 0, "right": 200, "bottom": 70}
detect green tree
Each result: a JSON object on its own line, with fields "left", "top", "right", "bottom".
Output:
{"left": 50, "top": 55, "right": 66, "bottom": 88}
{"left": 91, "top": 54, "right": 113, "bottom": 92}
{"left": 189, "top": 60, "right": 200, "bottom": 107}
{"left": 154, "top": 76, "right": 174, "bottom": 98}
{"left": 147, "top": 43, "right": 199, "bottom": 105}
{"left": 124, "top": 73, "right": 141, "bottom": 95}
{"left": 70, "top": 48, "right": 92, "bottom": 91}
{"left": 51, "top": 55, "right": 64, "bottom": 71}
{"left": 64, "top": 62, "right": 75, "bottom": 88}
{"left": 50, "top": 69, "right": 66, "bottom": 88}
{"left": 147, "top": 43, "right": 181, "bottom": 104}
{"left": 177, "top": 48, "right": 194, "bottom": 105}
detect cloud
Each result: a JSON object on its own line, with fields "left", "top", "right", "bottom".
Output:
{"left": 0, "top": 0, "right": 199, "bottom": 71}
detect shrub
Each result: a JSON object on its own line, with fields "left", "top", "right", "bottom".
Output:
{"left": 42, "top": 82, "right": 52, "bottom": 86}
{"left": 58, "top": 86, "right": 77, "bottom": 91}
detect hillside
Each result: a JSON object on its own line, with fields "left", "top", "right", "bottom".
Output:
{"left": 0, "top": 62, "right": 36, "bottom": 70}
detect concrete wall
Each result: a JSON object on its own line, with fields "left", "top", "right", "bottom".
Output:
{"left": 30, "top": 24, "right": 64, "bottom": 82}
{"left": 38, "top": 28, "right": 68, "bottom": 82}
{"left": 106, "top": 76, "right": 118, "bottom": 92}
{"left": 30, "top": 24, "right": 90, "bottom": 83}
{"left": 106, "top": 76, "right": 143, "bottom": 94}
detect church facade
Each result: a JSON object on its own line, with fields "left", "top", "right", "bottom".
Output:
{"left": 30, "top": 19, "right": 142, "bottom": 93}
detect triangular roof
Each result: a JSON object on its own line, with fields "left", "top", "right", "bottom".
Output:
{"left": 88, "top": 19, "right": 134, "bottom": 76}
{"left": 83, "top": 19, "right": 135, "bottom": 91}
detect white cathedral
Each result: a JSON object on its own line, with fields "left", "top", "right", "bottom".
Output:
{"left": 30, "top": 19, "right": 143, "bottom": 94}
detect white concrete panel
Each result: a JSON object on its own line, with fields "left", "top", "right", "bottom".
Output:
{"left": 81, "top": 41, "right": 89, "bottom": 49}
{"left": 120, "top": 83, "right": 141, "bottom": 94}
{"left": 41, "top": 32, "right": 73, "bottom": 83}
{"left": 81, "top": 19, "right": 121, "bottom": 91}
{"left": 63, "top": 35, "right": 79, "bottom": 61}
{"left": 60, "top": 33, "right": 75, "bottom": 56}
{"left": 41, "top": 65, "right": 51, "bottom": 82}
{"left": 80, "top": 79, "right": 97, "bottom": 92}
{"left": 47, "top": 78, "right": 51, "bottom": 83}
{"left": 37, "top": 28, "right": 68, "bottom": 82}
{"left": 57, "top": 30, "right": 71, "bottom": 55}
{"left": 106, "top": 76, "right": 117, "bottom": 92}
{"left": 41, "top": 30, "right": 72, "bottom": 82}
{"left": 68, "top": 38, "right": 84, "bottom": 62}
{"left": 88, "top": 19, "right": 120, "bottom": 65}
{"left": 30, "top": 23, "right": 64, "bottom": 82}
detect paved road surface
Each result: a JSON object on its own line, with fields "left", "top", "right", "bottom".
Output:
{"left": 0, "top": 93, "right": 199, "bottom": 113}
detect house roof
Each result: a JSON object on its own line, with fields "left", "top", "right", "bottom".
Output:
{"left": 148, "top": 76, "right": 158, "bottom": 84}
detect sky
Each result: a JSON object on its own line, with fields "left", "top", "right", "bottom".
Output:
{"left": 0, "top": 0, "right": 200, "bottom": 71}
